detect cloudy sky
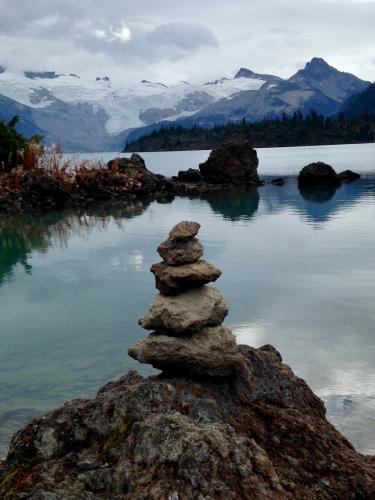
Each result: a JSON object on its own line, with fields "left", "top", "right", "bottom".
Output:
{"left": 1, "top": 0, "right": 374, "bottom": 84}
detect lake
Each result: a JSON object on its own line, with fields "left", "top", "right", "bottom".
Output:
{"left": 1, "top": 143, "right": 375, "bottom": 458}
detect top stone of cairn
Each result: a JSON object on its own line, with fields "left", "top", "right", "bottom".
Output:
{"left": 157, "top": 221, "right": 204, "bottom": 266}
{"left": 169, "top": 221, "right": 201, "bottom": 240}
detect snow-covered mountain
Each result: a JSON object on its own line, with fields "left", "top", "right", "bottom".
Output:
{"left": 0, "top": 58, "right": 371, "bottom": 152}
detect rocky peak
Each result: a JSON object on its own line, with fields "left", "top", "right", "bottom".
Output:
{"left": 234, "top": 67, "right": 282, "bottom": 84}
{"left": 293, "top": 57, "right": 338, "bottom": 80}
{"left": 235, "top": 67, "right": 258, "bottom": 79}
{"left": 289, "top": 57, "right": 371, "bottom": 102}
{"left": 0, "top": 65, "right": 5, "bottom": 74}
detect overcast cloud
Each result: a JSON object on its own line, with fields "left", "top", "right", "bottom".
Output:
{"left": 0, "top": 0, "right": 374, "bottom": 84}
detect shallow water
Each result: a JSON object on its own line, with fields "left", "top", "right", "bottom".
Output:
{"left": 1, "top": 144, "right": 375, "bottom": 457}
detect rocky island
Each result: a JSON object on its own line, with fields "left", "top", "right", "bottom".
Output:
{"left": 0, "top": 221, "right": 374, "bottom": 499}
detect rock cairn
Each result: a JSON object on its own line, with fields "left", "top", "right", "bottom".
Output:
{"left": 128, "top": 221, "right": 245, "bottom": 377}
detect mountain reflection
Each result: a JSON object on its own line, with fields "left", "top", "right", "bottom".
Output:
{"left": 298, "top": 184, "right": 338, "bottom": 203}
{"left": 0, "top": 200, "right": 151, "bottom": 285}
{"left": 262, "top": 177, "right": 375, "bottom": 224}
{"left": 1, "top": 178, "right": 374, "bottom": 285}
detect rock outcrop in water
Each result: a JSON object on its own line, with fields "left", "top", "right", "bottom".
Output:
{"left": 298, "top": 162, "right": 342, "bottom": 187}
{"left": 1, "top": 222, "right": 374, "bottom": 499}
{"left": 298, "top": 162, "right": 361, "bottom": 188}
{"left": 199, "top": 142, "right": 261, "bottom": 186}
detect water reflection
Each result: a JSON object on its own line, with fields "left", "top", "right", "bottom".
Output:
{"left": 0, "top": 200, "right": 151, "bottom": 284}
{"left": 298, "top": 184, "right": 338, "bottom": 203}
{"left": 261, "top": 177, "right": 375, "bottom": 225}
{"left": 200, "top": 188, "right": 260, "bottom": 221}
{"left": 0, "top": 177, "right": 375, "bottom": 456}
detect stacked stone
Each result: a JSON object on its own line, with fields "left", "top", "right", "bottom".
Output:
{"left": 128, "top": 221, "right": 244, "bottom": 377}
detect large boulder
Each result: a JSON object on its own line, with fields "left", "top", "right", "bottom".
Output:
{"left": 199, "top": 142, "right": 260, "bottom": 185}
{"left": 138, "top": 286, "right": 228, "bottom": 333}
{"left": 298, "top": 162, "right": 341, "bottom": 187}
{"left": 151, "top": 260, "right": 222, "bottom": 295}
{"left": 2, "top": 345, "right": 374, "bottom": 499}
{"left": 128, "top": 325, "right": 245, "bottom": 377}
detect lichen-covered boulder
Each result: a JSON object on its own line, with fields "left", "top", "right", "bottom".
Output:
{"left": 199, "top": 142, "right": 260, "bottom": 185}
{"left": 151, "top": 259, "right": 221, "bottom": 295}
{"left": 138, "top": 286, "right": 228, "bottom": 333}
{"left": 2, "top": 346, "right": 374, "bottom": 499}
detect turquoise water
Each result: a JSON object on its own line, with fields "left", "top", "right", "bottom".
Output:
{"left": 1, "top": 144, "right": 375, "bottom": 457}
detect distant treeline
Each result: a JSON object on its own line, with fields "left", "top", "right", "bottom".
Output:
{"left": 124, "top": 111, "right": 375, "bottom": 152}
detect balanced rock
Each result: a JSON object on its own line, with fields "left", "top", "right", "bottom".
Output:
{"left": 138, "top": 286, "right": 228, "bottom": 333}
{"left": 151, "top": 259, "right": 222, "bottom": 295}
{"left": 131, "top": 220, "right": 239, "bottom": 378}
{"left": 128, "top": 325, "right": 245, "bottom": 377}
{"left": 158, "top": 237, "right": 203, "bottom": 266}
{"left": 169, "top": 220, "right": 200, "bottom": 240}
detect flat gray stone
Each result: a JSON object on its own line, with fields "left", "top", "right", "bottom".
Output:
{"left": 139, "top": 286, "right": 228, "bottom": 334}
{"left": 151, "top": 260, "right": 222, "bottom": 295}
{"left": 128, "top": 325, "right": 245, "bottom": 377}
{"left": 157, "top": 237, "right": 204, "bottom": 266}
{"left": 169, "top": 221, "right": 201, "bottom": 240}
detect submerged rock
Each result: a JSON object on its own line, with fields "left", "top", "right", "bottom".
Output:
{"left": 138, "top": 285, "right": 228, "bottom": 333}
{"left": 271, "top": 177, "right": 286, "bottom": 186}
{"left": 298, "top": 162, "right": 341, "bottom": 187}
{"left": 199, "top": 141, "right": 260, "bottom": 185}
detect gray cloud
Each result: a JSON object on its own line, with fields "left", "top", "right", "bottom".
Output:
{"left": 0, "top": 0, "right": 374, "bottom": 83}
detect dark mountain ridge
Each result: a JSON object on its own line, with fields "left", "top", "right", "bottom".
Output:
{"left": 341, "top": 82, "right": 375, "bottom": 117}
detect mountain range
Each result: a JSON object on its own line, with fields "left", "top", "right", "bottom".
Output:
{"left": 0, "top": 58, "right": 371, "bottom": 152}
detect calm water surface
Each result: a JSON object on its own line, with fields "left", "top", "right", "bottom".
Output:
{"left": 1, "top": 144, "right": 375, "bottom": 457}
